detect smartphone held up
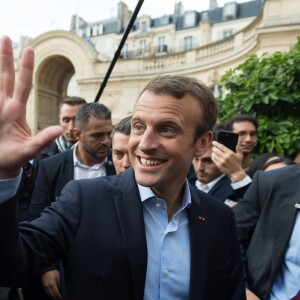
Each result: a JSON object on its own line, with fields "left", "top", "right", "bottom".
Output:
{"left": 216, "top": 130, "right": 238, "bottom": 152}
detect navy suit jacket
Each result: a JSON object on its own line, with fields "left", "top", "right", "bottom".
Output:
{"left": 234, "top": 164, "right": 300, "bottom": 299}
{"left": 208, "top": 175, "right": 249, "bottom": 203}
{"left": 0, "top": 168, "right": 245, "bottom": 300}
{"left": 27, "top": 148, "right": 115, "bottom": 220}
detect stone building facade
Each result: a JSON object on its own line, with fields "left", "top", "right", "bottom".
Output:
{"left": 12, "top": 0, "right": 300, "bottom": 133}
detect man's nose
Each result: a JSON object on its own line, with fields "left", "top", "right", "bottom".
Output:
{"left": 122, "top": 154, "right": 131, "bottom": 169}
{"left": 138, "top": 128, "right": 159, "bottom": 151}
{"left": 102, "top": 134, "right": 111, "bottom": 145}
{"left": 68, "top": 120, "right": 75, "bottom": 130}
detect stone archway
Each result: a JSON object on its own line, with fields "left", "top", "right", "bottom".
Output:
{"left": 26, "top": 30, "right": 98, "bottom": 134}
{"left": 35, "top": 55, "right": 75, "bottom": 130}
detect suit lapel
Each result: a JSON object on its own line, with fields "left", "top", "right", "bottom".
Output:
{"left": 189, "top": 187, "right": 209, "bottom": 300}
{"left": 113, "top": 168, "right": 147, "bottom": 300}
{"left": 106, "top": 149, "right": 116, "bottom": 175}
{"left": 66, "top": 150, "right": 74, "bottom": 180}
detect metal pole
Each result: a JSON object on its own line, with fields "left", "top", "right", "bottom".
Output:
{"left": 94, "top": 0, "right": 145, "bottom": 102}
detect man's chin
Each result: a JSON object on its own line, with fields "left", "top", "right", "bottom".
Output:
{"left": 242, "top": 151, "right": 252, "bottom": 156}
{"left": 65, "top": 137, "right": 76, "bottom": 144}
{"left": 135, "top": 172, "right": 158, "bottom": 188}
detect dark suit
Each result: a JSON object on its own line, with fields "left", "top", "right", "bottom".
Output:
{"left": 0, "top": 168, "right": 245, "bottom": 300}
{"left": 234, "top": 164, "right": 300, "bottom": 299}
{"left": 27, "top": 148, "right": 116, "bottom": 221}
{"left": 208, "top": 175, "right": 248, "bottom": 202}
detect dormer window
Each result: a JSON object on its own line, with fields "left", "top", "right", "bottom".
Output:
{"left": 184, "top": 11, "right": 197, "bottom": 28}
{"left": 85, "top": 27, "right": 91, "bottom": 37}
{"left": 92, "top": 25, "right": 98, "bottom": 36}
{"left": 223, "top": 2, "right": 238, "bottom": 20}
{"left": 141, "top": 21, "right": 148, "bottom": 32}
{"left": 98, "top": 24, "right": 104, "bottom": 35}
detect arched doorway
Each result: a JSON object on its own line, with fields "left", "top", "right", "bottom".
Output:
{"left": 35, "top": 55, "right": 75, "bottom": 130}
{"left": 26, "top": 30, "right": 98, "bottom": 134}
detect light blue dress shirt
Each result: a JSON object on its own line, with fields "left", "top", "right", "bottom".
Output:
{"left": 269, "top": 211, "right": 300, "bottom": 300}
{"left": 138, "top": 181, "right": 191, "bottom": 300}
{"left": 0, "top": 171, "right": 21, "bottom": 201}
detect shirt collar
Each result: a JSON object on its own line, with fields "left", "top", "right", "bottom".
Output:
{"left": 137, "top": 179, "right": 192, "bottom": 209}
{"left": 196, "top": 174, "right": 225, "bottom": 191}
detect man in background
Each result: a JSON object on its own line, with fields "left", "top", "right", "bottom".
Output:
{"left": 111, "top": 116, "right": 132, "bottom": 174}
{"left": 27, "top": 102, "right": 116, "bottom": 299}
{"left": 194, "top": 131, "right": 249, "bottom": 204}
{"left": 227, "top": 115, "right": 258, "bottom": 170}
{"left": 34, "top": 97, "right": 86, "bottom": 164}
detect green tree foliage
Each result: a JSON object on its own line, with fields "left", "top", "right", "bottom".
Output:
{"left": 217, "top": 38, "right": 300, "bottom": 158}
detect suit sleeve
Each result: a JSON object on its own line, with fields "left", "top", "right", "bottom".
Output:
{"left": 0, "top": 181, "right": 82, "bottom": 286}
{"left": 27, "top": 159, "right": 52, "bottom": 221}
{"left": 233, "top": 172, "right": 263, "bottom": 286}
{"left": 223, "top": 208, "right": 246, "bottom": 300}
{"left": 233, "top": 183, "right": 251, "bottom": 201}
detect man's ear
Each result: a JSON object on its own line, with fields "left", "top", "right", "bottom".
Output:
{"left": 194, "top": 131, "right": 213, "bottom": 157}
{"left": 73, "top": 128, "right": 81, "bottom": 141}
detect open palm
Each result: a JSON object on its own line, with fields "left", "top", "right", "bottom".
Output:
{"left": 0, "top": 36, "right": 61, "bottom": 178}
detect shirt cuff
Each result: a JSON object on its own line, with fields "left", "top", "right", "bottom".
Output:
{"left": 0, "top": 170, "right": 22, "bottom": 202}
{"left": 231, "top": 175, "right": 252, "bottom": 190}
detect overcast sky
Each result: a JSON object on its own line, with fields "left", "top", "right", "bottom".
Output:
{"left": 0, "top": 0, "right": 250, "bottom": 42}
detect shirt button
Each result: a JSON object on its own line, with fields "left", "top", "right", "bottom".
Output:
{"left": 156, "top": 202, "right": 161, "bottom": 208}
{"left": 163, "top": 269, "right": 169, "bottom": 277}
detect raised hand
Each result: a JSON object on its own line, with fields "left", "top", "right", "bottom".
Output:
{"left": 0, "top": 36, "right": 62, "bottom": 178}
{"left": 211, "top": 140, "right": 247, "bottom": 182}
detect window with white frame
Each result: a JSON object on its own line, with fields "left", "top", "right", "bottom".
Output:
{"left": 157, "top": 36, "right": 166, "bottom": 52}
{"left": 121, "top": 43, "right": 129, "bottom": 58}
{"left": 139, "top": 40, "right": 147, "bottom": 54}
{"left": 184, "top": 36, "right": 193, "bottom": 50}
{"left": 223, "top": 29, "right": 233, "bottom": 38}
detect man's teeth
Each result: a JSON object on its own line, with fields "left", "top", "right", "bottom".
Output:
{"left": 140, "top": 157, "right": 162, "bottom": 166}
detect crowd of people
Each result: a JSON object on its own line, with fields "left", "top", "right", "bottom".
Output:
{"left": 0, "top": 35, "right": 299, "bottom": 300}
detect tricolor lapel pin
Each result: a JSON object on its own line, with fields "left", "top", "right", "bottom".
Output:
{"left": 295, "top": 203, "right": 300, "bottom": 209}
{"left": 198, "top": 216, "right": 205, "bottom": 221}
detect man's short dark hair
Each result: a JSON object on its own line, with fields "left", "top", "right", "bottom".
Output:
{"left": 138, "top": 75, "right": 219, "bottom": 141}
{"left": 59, "top": 96, "right": 87, "bottom": 111}
{"left": 112, "top": 116, "right": 132, "bottom": 138}
{"left": 227, "top": 115, "right": 258, "bottom": 131}
{"left": 75, "top": 102, "right": 111, "bottom": 130}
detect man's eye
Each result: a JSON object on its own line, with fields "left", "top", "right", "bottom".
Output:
{"left": 161, "top": 127, "right": 171, "bottom": 133}
{"left": 133, "top": 124, "right": 144, "bottom": 132}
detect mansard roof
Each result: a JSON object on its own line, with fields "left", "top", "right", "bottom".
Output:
{"left": 72, "top": 0, "right": 263, "bottom": 37}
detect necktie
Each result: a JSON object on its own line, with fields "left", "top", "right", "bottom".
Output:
{"left": 291, "top": 290, "right": 300, "bottom": 300}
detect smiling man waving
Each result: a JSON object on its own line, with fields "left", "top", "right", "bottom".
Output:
{"left": 0, "top": 35, "right": 245, "bottom": 300}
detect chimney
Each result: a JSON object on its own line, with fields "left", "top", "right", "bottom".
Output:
{"left": 209, "top": 0, "right": 219, "bottom": 10}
